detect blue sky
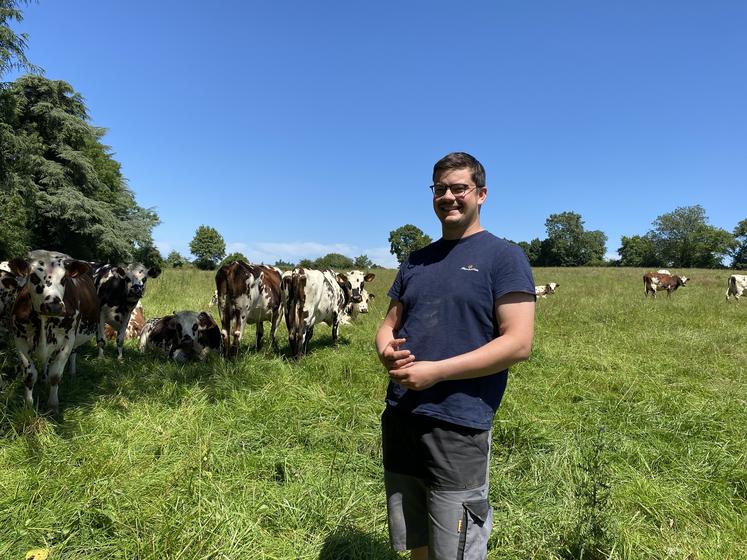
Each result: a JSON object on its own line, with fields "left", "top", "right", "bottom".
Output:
{"left": 9, "top": 1, "right": 747, "bottom": 267}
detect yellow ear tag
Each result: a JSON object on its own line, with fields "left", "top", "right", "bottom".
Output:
{"left": 25, "top": 549, "right": 51, "bottom": 560}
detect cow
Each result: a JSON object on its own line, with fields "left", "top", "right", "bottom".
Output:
{"left": 643, "top": 272, "right": 689, "bottom": 299}
{"left": 139, "top": 310, "right": 221, "bottom": 362}
{"left": 92, "top": 263, "right": 161, "bottom": 361}
{"left": 103, "top": 300, "right": 146, "bottom": 341}
{"left": 535, "top": 283, "right": 559, "bottom": 298}
{"left": 7, "top": 250, "right": 99, "bottom": 412}
{"left": 215, "top": 261, "right": 283, "bottom": 357}
{"left": 282, "top": 268, "right": 353, "bottom": 360}
{"left": 346, "top": 270, "right": 375, "bottom": 318}
{"left": 0, "top": 261, "right": 23, "bottom": 343}
{"left": 725, "top": 274, "right": 747, "bottom": 302}
{"left": 657, "top": 269, "right": 672, "bottom": 275}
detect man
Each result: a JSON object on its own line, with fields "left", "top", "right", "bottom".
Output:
{"left": 375, "top": 152, "right": 535, "bottom": 560}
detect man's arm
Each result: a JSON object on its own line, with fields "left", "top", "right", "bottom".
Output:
{"left": 375, "top": 299, "right": 416, "bottom": 370}
{"left": 387, "top": 292, "right": 535, "bottom": 391}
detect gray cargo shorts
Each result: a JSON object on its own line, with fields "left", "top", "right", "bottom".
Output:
{"left": 382, "top": 406, "right": 493, "bottom": 560}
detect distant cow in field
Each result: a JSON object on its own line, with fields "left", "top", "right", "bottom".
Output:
{"left": 103, "top": 300, "right": 146, "bottom": 341}
{"left": 139, "top": 310, "right": 221, "bottom": 362}
{"left": 215, "top": 261, "right": 283, "bottom": 357}
{"left": 92, "top": 262, "right": 161, "bottom": 361}
{"left": 535, "top": 283, "right": 559, "bottom": 298}
{"left": 726, "top": 274, "right": 747, "bottom": 302}
{"left": 657, "top": 269, "right": 672, "bottom": 275}
{"left": 643, "top": 272, "right": 689, "bottom": 299}
{"left": 7, "top": 250, "right": 99, "bottom": 412}
{"left": 282, "top": 268, "right": 353, "bottom": 360}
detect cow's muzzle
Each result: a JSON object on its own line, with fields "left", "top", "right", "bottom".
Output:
{"left": 351, "top": 290, "right": 363, "bottom": 304}
{"left": 40, "top": 301, "right": 66, "bottom": 316}
{"left": 180, "top": 335, "right": 194, "bottom": 349}
{"left": 128, "top": 285, "right": 144, "bottom": 299}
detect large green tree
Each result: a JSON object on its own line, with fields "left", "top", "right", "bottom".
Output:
{"left": 0, "top": 75, "right": 159, "bottom": 261}
{"left": 730, "top": 219, "right": 747, "bottom": 270}
{"left": 541, "top": 212, "right": 607, "bottom": 266}
{"left": 189, "top": 225, "right": 225, "bottom": 270}
{"left": 0, "top": 0, "right": 42, "bottom": 78}
{"left": 313, "top": 253, "right": 354, "bottom": 270}
{"left": 388, "top": 224, "right": 432, "bottom": 264}
{"left": 648, "top": 206, "right": 736, "bottom": 268}
{"left": 618, "top": 235, "right": 660, "bottom": 267}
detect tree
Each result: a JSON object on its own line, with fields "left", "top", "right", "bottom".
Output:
{"left": 0, "top": 75, "right": 159, "bottom": 261}
{"left": 649, "top": 206, "right": 736, "bottom": 268}
{"left": 389, "top": 224, "right": 432, "bottom": 264}
{"left": 219, "top": 252, "right": 248, "bottom": 268}
{"left": 166, "top": 250, "right": 187, "bottom": 268}
{"left": 517, "top": 238, "right": 543, "bottom": 266}
{"left": 313, "top": 253, "right": 354, "bottom": 270}
{"left": 274, "top": 259, "right": 294, "bottom": 270}
{"left": 133, "top": 244, "right": 163, "bottom": 269}
{"left": 618, "top": 235, "right": 660, "bottom": 267}
{"left": 731, "top": 219, "right": 747, "bottom": 270}
{"left": 0, "top": 1, "right": 42, "bottom": 78}
{"left": 189, "top": 225, "right": 225, "bottom": 270}
{"left": 541, "top": 212, "right": 607, "bottom": 266}
{"left": 354, "top": 254, "right": 373, "bottom": 269}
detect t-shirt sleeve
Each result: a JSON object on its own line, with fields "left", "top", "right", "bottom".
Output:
{"left": 492, "top": 243, "right": 536, "bottom": 300}
{"left": 387, "top": 263, "right": 405, "bottom": 301}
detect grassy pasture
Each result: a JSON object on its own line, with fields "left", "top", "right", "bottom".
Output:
{"left": 0, "top": 266, "right": 745, "bottom": 559}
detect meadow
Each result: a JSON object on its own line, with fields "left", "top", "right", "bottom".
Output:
{"left": 0, "top": 266, "right": 745, "bottom": 559}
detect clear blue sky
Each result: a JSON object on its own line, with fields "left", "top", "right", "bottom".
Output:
{"left": 9, "top": 1, "right": 747, "bottom": 267}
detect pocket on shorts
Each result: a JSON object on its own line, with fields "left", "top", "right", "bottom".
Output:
{"left": 456, "top": 499, "right": 492, "bottom": 560}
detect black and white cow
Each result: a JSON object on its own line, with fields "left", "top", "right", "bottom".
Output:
{"left": 0, "top": 261, "right": 22, "bottom": 343}
{"left": 92, "top": 263, "right": 161, "bottom": 361}
{"left": 8, "top": 250, "right": 99, "bottom": 412}
{"left": 346, "top": 270, "right": 375, "bottom": 318}
{"left": 139, "top": 310, "right": 221, "bottom": 362}
{"left": 282, "top": 268, "right": 353, "bottom": 360}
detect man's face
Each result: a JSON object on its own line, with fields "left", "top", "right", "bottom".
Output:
{"left": 432, "top": 167, "right": 486, "bottom": 231}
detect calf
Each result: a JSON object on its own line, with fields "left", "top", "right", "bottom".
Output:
{"left": 8, "top": 250, "right": 99, "bottom": 412}
{"left": 535, "top": 283, "right": 559, "bottom": 298}
{"left": 643, "top": 272, "right": 689, "bottom": 299}
{"left": 215, "top": 261, "right": 283, "bottom": 357}
{"left": 726, "top": 274, "right": 747, "bottom": 302}
{"left": 139, "top": 310, "right": 221, "bottom": 362}
{"left": 92, "top": 262, "right": 161, "bottom": 361}
{"left": 283, "top": 268, "right": 353, "bottom": 360}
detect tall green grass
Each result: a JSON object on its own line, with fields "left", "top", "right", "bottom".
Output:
{"left": 0, "top": 267, "right": 745, "bottom": 559}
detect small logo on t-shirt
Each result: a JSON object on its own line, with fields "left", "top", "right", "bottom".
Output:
{"left": 460, "top": 264, "right": 479, "bottom": 272}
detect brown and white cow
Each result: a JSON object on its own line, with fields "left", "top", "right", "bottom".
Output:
{"left": 535, "top": 283, "right": 559, "bottom": 298}
{"left": 215, "top": 261, "right": 283, "bottom": 357}
{"left": 103, "top": 300, "right": 146, "bottom": 341}
{"left": 725, "top": 274, "right": 747, "bottom": 302}
{"left": 643, "top": 272, "right": 689, "bottom": 299}
{"left": 282, "top": 268, "right": 353, "bottom": 360}
{"left": 139, "top": 310, "right": 221, "bottom": 362}
{"left": 92, "top": 262, "right": 161, "bottom": 361}
{"left": 7, "top": 250, "right": 99, "bottom": 412}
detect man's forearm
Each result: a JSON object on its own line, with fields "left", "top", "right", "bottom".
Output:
{"left": 433, "top": 333, "right": 532, "bottom": 381}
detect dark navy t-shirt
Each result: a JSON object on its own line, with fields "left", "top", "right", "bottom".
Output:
{"left": 386, "top": 231, "right": 535, "bottom": 430}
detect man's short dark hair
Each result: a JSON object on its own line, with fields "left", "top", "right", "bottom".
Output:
{"left": 433, "top": 152, "right": 486, "bottom": 188}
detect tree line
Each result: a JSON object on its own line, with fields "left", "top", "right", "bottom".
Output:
{"left": 388, "top": 207, "right": 747, "bottom": 269}
{"left": 0, "top": 1, "right": 160, "bottom": 263}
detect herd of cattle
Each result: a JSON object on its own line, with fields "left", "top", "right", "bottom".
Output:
{"left": 0, "top": 250, "right": 376, "bottom": 412}
{"left": 0, "top": 250, "right": 746, "bottom": 413}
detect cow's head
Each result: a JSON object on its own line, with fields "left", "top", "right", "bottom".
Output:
{"left": 119, "top": 263, "right": 161, "bottom": 302}
{"left": 345, "top": 270, "right": 376, "bottom": 304}
{"left": 546, "top": 282, "right": 559, "bottom": 294}
{"left": 9, "top": 250, "right": 90, "bottom": 317}
{"left": 678, "top": 276, "right": 689, "bottom": 287}
{"left": 356, "top": 290, "right": 375, "bottom": 313}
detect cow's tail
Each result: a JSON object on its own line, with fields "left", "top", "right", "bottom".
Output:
{"left": 727, "top": 275, "right": 736, "bottom": 301}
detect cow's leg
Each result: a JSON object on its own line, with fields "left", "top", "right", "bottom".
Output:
{"left": 302, "top": 325, "right": 313, "bottom": 357}
{"left": 331, "top": 312, "right": 339, "bottom": 345}
{"left": 270, "top": 310, "right": 280, "bottom": 351}
{"left": 116, "top": 311, "right": 132, "bottom": 362}
{"left": 256, "top": 321, "right": 264, "bottom": 351}
{"left": 97, "top": 314, "right": 107, "bottom": 358}
{"left": 68, "top": 350, "right": 77, "bottom": 379}
{"left": 232, "top": 314, "right": 246, "bottom": 358}
{"left": 15, "top": 339, "right": 38, "bottom": 407}
{"left": 46, "top": 349, "right": 70, "bottom": 414}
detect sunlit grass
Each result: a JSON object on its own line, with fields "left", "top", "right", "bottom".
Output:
{"left": 0, "top": 267, "right": 745, "bottom": 559}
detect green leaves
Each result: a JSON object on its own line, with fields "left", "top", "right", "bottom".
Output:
{"left": 388, "top": 224, "right": 432, "bottom": 265}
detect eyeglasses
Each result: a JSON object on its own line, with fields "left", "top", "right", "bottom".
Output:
{"left": 429, "top": 183, "right": 478, "bottom": 198}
